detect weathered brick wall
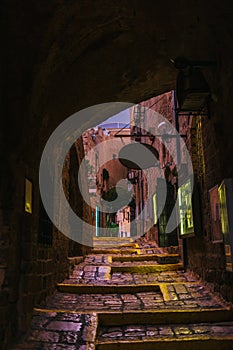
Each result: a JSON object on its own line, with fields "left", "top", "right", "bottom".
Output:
{"left": 185, "top": 67, "right": 233, "bottom": 302}
{"left": 0, "top": 162, "right": 27, "bottom": 349}
{"left": 16, "top": 191, "right": 70, "bottom": 337}
{"left": 68, "top": 140, "right": 92, "bottom": 256}
{"left": 0, "top": 206, "right": 16, "bottom": 350}
{"left": 0, "top": 139, "right": 91, "bottom": 349}
{"left": 138, "top": 92, "right": 180, "bottom": 244}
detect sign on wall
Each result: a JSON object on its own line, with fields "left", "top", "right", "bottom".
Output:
{"left": 177, "top": 178, "right": 194, "bottom": 237}
{"left": 24, "top": 178, "right": 32, "bottom": 214}
{"left": 209, "top": 185, "right": 223, "bottom": 242}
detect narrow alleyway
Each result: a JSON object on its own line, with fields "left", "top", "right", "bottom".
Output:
{"left": 13, "top": 239, "right": 233, "bottom": 350}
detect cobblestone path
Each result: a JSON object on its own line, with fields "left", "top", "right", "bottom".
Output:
{"left": 13, "top": 239, "right": 233, "bottom": 350}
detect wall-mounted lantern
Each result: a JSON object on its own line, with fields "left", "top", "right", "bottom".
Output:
{"left": 171, "top": 57, "right": 214, "bottom": 115}
{"left": 176, "top": 67, "right": 211, "bottom": 112}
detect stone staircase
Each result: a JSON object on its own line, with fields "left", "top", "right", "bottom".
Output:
{"left": 13, "top": 242, "right": 233, "bottom": 350}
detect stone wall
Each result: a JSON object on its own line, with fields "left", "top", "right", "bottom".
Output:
{"left": 0, "top": 183, "right": 69, "bottom": 350}
{"left": 137, "top": 92, "right": 182, "bottom": 245}
{"left": 185, "top": 62, "right": 233, "bottom": 302}
{"left": 68, "top": 140, "right": 93, "bottom": 256}
{"left": 0, "top": 206, "right": 16, "bottom": 350}
{"left": 0, "top": 141, "right": 93, "bottom": 349}
{"left": 0, "top": 131, "right": 91, "bottom": 350}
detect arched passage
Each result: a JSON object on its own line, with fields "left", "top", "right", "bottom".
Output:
{"left": 2, "top": 1, "right": 233, "bottom": 348}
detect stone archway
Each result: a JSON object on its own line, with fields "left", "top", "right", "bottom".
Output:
{"left": 2, "top": 2, "right": 233, "bottom": 348}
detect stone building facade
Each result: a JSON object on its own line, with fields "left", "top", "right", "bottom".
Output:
{"left": 129, "top": 91, "right": 191, "bottom": 246}
{"left": 82, "top": 125, "right": 132, "bottom": 238}
{"left": 130, "top": 91, "right": 233, "bottom": 305}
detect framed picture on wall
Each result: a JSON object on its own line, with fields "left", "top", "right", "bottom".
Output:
{"left": 218, "top": 179, "right": 233, "bottom": 271}
{"left": 208, "top": 185, "right": 223, "bottom": 243}
{"left": 177, "top": 178, "right": 195, "bottom": 237}
{"left": 177, "top": 176, "right": 202, "bottom": 238}
{"left": 24, "top": 178, "right": 32, "bottom": 214}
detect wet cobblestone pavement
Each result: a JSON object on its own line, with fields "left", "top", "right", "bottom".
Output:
{"left": 97, "top": 321, "right": 233, "bottom": 348}
{"left": 43, "top": 283, "right": 226, "bottom": 312}
{"left": 13, "top": 240, "right": 233, "bottom": 350}
{"left": 98, "top": 322, "right": 233, "bottom": 341}
{"left": 64, "top": 268, "right": 194, "bottom": 285}
{"left": 13, "top": 311, "right": 97, "bottom": 350}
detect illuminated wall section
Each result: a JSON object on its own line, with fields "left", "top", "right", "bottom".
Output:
{"left": 25, "top": 178, "right": 32, "bottom": 214}
{"left": 218, "top": 179, "right": 233, "bottom": 270}
{"left": 178, "top": 178, "right": 194, "bottom": 237}
{"left": 152, "top": 193, "right": 157, "bottom": 225}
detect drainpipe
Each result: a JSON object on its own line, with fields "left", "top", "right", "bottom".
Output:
{"left": 173, "top": 89, "right": 188, "bottom": 267}
{"left": 173, "top": 90, "right": 181, "bottom": 166}
{"left": 96, "top": 205, "right": 100, "bottom": 237}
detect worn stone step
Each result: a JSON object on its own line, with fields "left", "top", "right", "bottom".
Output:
{"left": 112, "top": 254, "right": 158, "bottom": 262}
{"left": 57, "top": 283, "right": 161, "bottom": 294}
{"left": 98, "top": 308, "right": 233, "bottom": 326}
{"left": 97, "top": 321, "right": 233, "bottom": 350}
{"left": 156, "top": 254, "right": 180, "bottom": 264}
{"left": 96, "top": 333, "right": 233, "bottom": 350}
{"left": 68, "top": 256, "right": 84, "bottom": 266}
{"left": 93, "top": 237, "right": 134, "bottom": 248}
{"left": 57, "top": 281, "right": 200, "bottom": 296}
{"left": 94, "top": 244, "right": 139, "bottom": 249}
{"left": 12, "top": 309, "right": 98, "bottom": 350}
{"left": 112, "top": 254, "right": 180, "bottom": 264}
{"left": 93, "top": 237, "right": 134, "bottom": 241}
{"left": 92, "top": 248, "right": 140, "bottom": 255}
{"left": 111, "top": 263, "right": 183, "bottom": 273}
